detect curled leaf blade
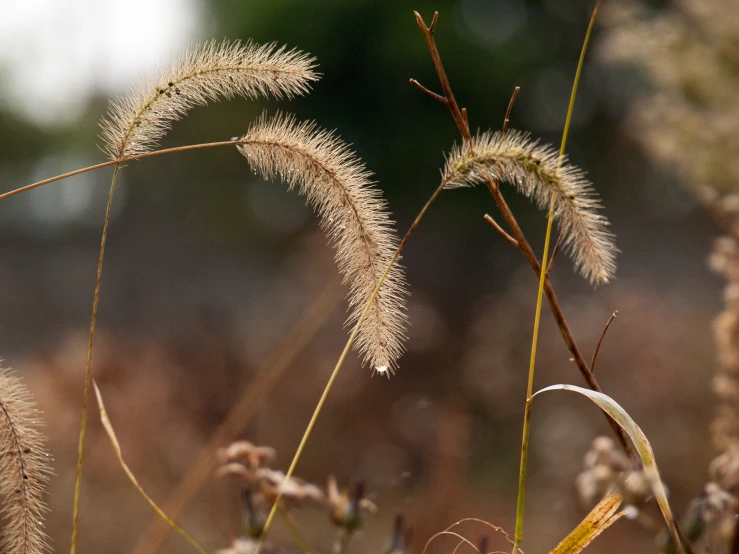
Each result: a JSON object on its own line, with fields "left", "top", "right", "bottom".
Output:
{"left": 94, "top": 382, "right": 206, "bottom": 554}
{"left": 534, "top": 384, "right": 685, "bottom": 554}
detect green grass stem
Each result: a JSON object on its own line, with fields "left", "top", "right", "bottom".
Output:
{"left": 511, "top": 2, "right": 601, "bottom": 551}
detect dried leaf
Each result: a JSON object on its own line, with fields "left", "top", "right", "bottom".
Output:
{"left": 549, "top": 489, "right": 625, "bottom": 554}
{"left": 534, "top": 384, "right": 685, "bottom": 554}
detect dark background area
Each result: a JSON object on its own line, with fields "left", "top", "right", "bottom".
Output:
{"left": 0, "top": 1, "right": 722, "bottom": 552}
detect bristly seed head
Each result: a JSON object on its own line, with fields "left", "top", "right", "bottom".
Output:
{"left": 442, "top": 130, "right": 617, "bottom": 285}
{"left": 100, "top": 39, "right": 320, "bottom": 160}
{"left": 0, "top": 367, "right": 53, "bottom": 554}
{"left": 237, "top": 112, "right": 408, "bottom": 372}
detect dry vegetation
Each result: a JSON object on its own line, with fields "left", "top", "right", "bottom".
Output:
{"left": 0, "top": 2, "right": 736, "bottom": 554}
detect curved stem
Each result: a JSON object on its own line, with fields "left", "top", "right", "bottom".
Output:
{"left": 0, "top": 140, "right": 237, "bottom": 202}
{"left": 255, "top": 182, "right": 446, "bottom": 554}
{"left": 70, "top": 163, "right": 119, "bottom": 554}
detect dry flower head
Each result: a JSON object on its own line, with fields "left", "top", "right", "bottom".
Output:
{"left": 575, "top": 436, "right": 652, "bottom": 508}
{"left": 218, "top": 441, "right": 276, "bottom": 470}
{"left": 217, "top": 464, "right": 326, "bottom": 506}
{"left": 326, "top": 475, "right": 377, "bottom": 529}
{"left": 100, "top": 40, "right": 319, "bottom": 160}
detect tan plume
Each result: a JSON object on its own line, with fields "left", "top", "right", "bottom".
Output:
{"left": 442, "top": 130, "right": 617, "bottom": 284}
{"left": 237, "top": 113, "right": 408, "bottom": 371}
{"left": 100, "top": 40, "right": 319, "bottom": 160}
{"left": 0, "top": 367, "right": 52, "bottom": 554}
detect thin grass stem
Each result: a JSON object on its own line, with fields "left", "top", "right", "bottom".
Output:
{"left": 511, "top": 2, "right": 600, "bottom": 551}
{"left": 278, "top": 505, "right": 315, "bottom": 554}
{"left": 255, "top": 182, "right": 446, "bottom": 553}
{"left": 0, "top": 140, "right": 238, "bottom": 202}
{"left": 70, "top": 163, "right": 120, "bottom": 554}
{"left": 591, "top": 311, "right": 618, "bottom": 374}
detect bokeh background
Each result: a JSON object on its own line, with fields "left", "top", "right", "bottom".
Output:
{"left": 0, "top": 0, "right": 727, "bottom": 552}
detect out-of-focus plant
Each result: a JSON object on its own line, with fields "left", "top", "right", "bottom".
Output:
{"left": 0, "top": 3, "right": 714, "bottom": 554}
{"left": 600, "top": 1, "right": 739, "bottom": 551}
{"left": 599, "top": 0, "right": 739, "bottom": 193}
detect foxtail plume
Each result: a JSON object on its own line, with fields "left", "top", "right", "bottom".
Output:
{"left": 0, "top": 367, "right": 52, "bottom": 554}
{"left": 237, "top": 113, "right": 408, "bottom": 371}
{"left": 100, "top": 40, "right": 319, "bottom": 160}
{"left": 442, "top": 130, "right": 617, "bottom": 284}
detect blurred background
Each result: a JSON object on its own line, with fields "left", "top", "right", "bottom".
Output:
{"left": 0, "top": 0, "right": 729, "bottom": 552}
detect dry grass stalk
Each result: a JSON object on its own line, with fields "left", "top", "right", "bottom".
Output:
{"left": 0, "top": 367, "right": 52, "bottom": 554}
{"left": 100, "top": 40, "right": 319, "bottom": 160}
{"left": 442, "top": 130, "right": 617, "bottom": 284}
{"left": 238, "top": 113, "right": 408, "bottom": 371}
{"left": 93, "top": 381, "right": 206, "bottom": 554}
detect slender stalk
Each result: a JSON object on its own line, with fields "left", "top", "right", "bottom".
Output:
{"left": 278, "top": 505, "right": 315, "bottom": 554}
{"left": 512, "top": 2, "right": 600, "bottom": 551}
{"left": 255, "top": 182, "right": 446, "bottom": 553}
{"left": 512, "top": 201, "right": 557, "bottom": 552}
{"left": 0, "top": 140, "right": 238, "bottom": 202}
{"left": 70, "top": 164, "right": 120, "bottom": 554}
{"left": 334, "top": 529, "right": 353, "bottom": 554}
{"left": 591, "top": 310, "right": 618, "bottom": 374}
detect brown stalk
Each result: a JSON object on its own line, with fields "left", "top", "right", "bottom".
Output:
{"left": 483, "top": 214, "right": 518, "bottom": 247}
{"left": 0, "top": 140, "right": 238, "bottom": 202}
{"left": 412, "top": 10, "right": 633, "bottom": 459}
{"left": 591, "top": 311, "right": 618, "bottom": 374}
{"left": 503, "top": 86, "right": 520, "bottom": 136}
{"left": 546, "top": 231, "right": 564, "bottom": 275}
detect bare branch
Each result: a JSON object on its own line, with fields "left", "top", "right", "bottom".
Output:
{"left": 484, "top": 214, "right": 518, "bottom": 247}
{"left": 409, "top": 79, "right": 447, "bottom": 103}
{"left": 503, "top": 86, "right": 521, "bottom": 136}
{"left": 591, "top": 311, "right": 618, "bottom": 374}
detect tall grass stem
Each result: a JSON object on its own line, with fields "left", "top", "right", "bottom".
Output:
{"left": 511, "top": 1, "right": 601, "bottom": 551}
{"left": 70, "top": 164, "right": 120, "bottom": 554}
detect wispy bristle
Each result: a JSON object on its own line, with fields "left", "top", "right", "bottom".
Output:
{"left": 442, "top": 130, "right": 617, "bottom": 285}
{"left": 0, "top": 367, "right": 53, "bottom": 554}
{"left": 100, "top": 40, "right": 320, "bottom": 160}
{"left": 237, "top": 113, "right": 408, "bottom": 371}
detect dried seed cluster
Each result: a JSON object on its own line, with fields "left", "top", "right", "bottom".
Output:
{"left": 100, "top": 40, "right": 319, "bottom": 160}
{"left": 442, "top": 130, "right": 617, "bottom": 285}
{"left": 0, "top": 368, "right": 53, "bottom": 554}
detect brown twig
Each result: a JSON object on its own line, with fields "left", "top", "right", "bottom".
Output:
{"left": 503, "top": 87, "right": 521, "bottom": 136}
{"left": 0, "top": 140, "right": 239, "bottom": 202}
{"left": 590, "top": 311, "right": 618, "bottom": 374}
{"left": 546, "top": 231, "right": 564, "bottom": 275}
{"left": 484, "top": 214, "right": 518, "bottom": 247}
{"left": 413, "top": 10, "right": 633, "bottom": 459}
{"left": 410, "top": 79, "right": 446, "bottom": 104}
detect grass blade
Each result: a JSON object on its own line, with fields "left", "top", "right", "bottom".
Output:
{"left": 534, "top": 384, "right": 685, "bottom": 554}
{"left": 93, "top": 381, "right": 206, "bottom": 554}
